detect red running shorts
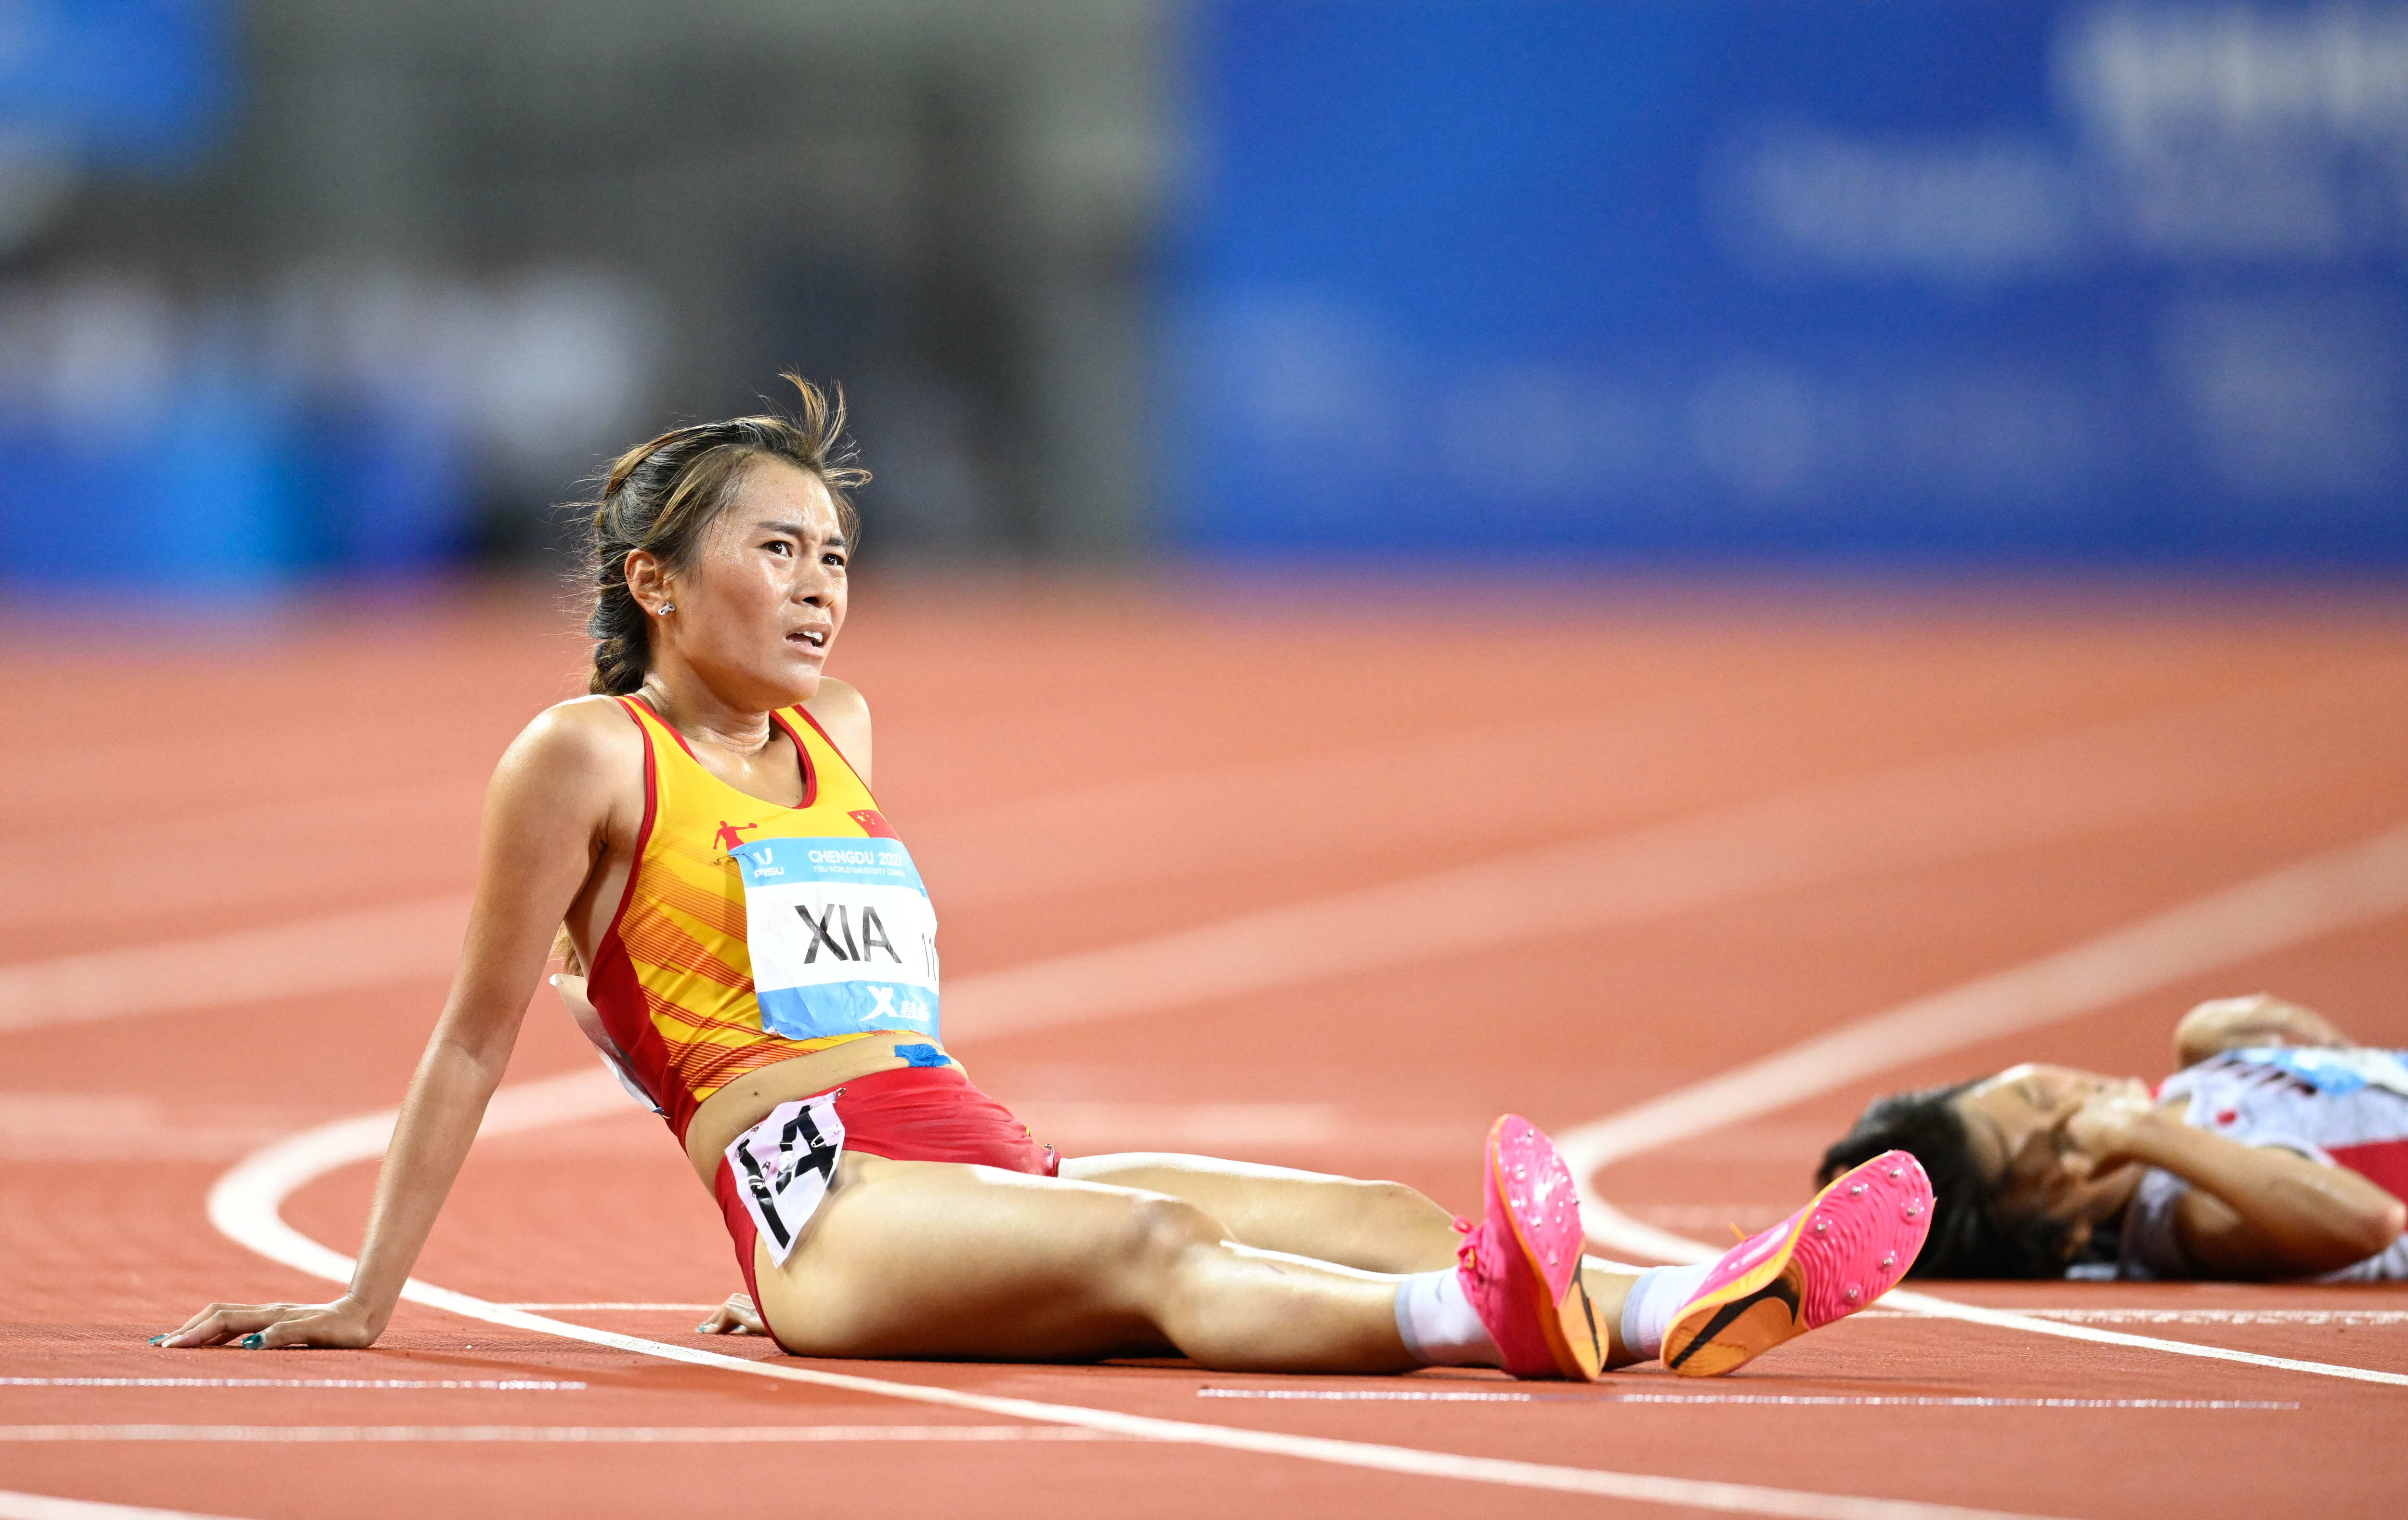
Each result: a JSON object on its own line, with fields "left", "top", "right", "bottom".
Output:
{"left": 709, "top": 1063, "right": 1058, "bottom": 1351}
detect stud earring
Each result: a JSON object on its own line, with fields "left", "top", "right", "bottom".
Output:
{"left": 659, "top": 603, "right": 675, "bottom": 614}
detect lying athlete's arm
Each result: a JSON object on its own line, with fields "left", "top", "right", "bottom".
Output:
{"left": 2065, "top": 1088, "right": 2405, "bottom": 1280}
{"left": 160, "top": 701, "right": 629, "bottom": 1350}
{"left": 2172, "top": 994, "right": 2351, "bottom": 1072}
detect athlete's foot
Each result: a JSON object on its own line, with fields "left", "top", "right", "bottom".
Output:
{"left": 1454, "top": 1115, "right": 1605, "bottom": 1381}
{"left": 1661, "top": 1150, "right": 1932, "bottom": 1378}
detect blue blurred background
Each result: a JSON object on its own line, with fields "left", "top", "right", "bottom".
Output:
{"left": 2, "top": 0, "right": 2403, "bottom": 593}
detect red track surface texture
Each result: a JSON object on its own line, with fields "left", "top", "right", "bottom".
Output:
{"left": 4, "top": 582, "right": 2404, "bottom": 1520}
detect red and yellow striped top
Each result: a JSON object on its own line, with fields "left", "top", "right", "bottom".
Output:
{"left": 584, "top": 694, "right": 916, "bottom": 1140}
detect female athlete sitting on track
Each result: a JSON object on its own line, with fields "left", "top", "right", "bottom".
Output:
{"left": 158, "top": 379, "right": 1932, "bottom": 1380}
{"left": 1822, "top": 993, "right": 2408, "bottom": 1282}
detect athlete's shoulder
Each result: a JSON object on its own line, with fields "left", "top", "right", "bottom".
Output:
{"left": 500, "top": 694, "right": 647, "bottom": 784}
{"left": 529, "top": 691, "right": 647, "bottom": 742}
{"left": 803, "top": 677, "right": 869, "bottom": 723}
{"left": 802, "top": 678, "right": 873, "bottom": 783}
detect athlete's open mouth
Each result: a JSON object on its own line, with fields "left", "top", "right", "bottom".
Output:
{"left": 790, "top": 628, "right": 830, "bottom": 649}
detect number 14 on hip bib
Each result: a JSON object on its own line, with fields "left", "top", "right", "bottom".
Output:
{"left": 731, "top": 836, "right": 941, "bottom": 1042}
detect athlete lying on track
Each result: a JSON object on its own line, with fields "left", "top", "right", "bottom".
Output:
{"left": 158, "top": 379, "right": 1932, "bottom": 1380}
{"left": 1823, "top": 994, "right": 2408, "bottom": 1282}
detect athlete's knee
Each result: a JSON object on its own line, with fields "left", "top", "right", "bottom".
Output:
{"left": 1353, "top": 1176, "right": 1440, "bottom": 1215}
{"left": 1108, "top": 1193, "right": 1227, "bottom": 1282}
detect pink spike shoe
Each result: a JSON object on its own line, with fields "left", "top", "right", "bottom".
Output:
{"left": 1453, "top": 1114, "right": 1603, "bottom": 1381}
{"left": 1662, "top": 1149, "right": 1933, "bottom": 1378}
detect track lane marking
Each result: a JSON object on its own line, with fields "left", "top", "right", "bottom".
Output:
{"left": 205, "top": 1090, "right": 2071, "bottom": 1520}
{"left": 2007, "top": 1309, "right": 2408, "bottom": 1326}
{"left": 1556, "top": 822, "right": 2408, "bottom": 1389}
{"left": 1870, "top": 1291, "right": 2408, "bottom": 1386}
{"left": 0, "top": 897, "right": 473, "bottom": 1036}
{"left": 0, "top": 1492, "right": 237, "bottom": 1520}
{"left": 0, "top": 1426, "right": 1116, "bottom": 1443}
{"left": 16, "top": 673, "right": 2390, "bottom": 1039}
{"left": 497, "top": 1303, "right": 718, "bottom": 1311}
{"left": 1195, "top": 1390, "right": 2296, "bottom": 1408}
{"left": 0, "top": 1379, "right": 582, "bottom": 1390}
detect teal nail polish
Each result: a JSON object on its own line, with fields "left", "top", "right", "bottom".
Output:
{"left": 239, "top": 1333, "right": 263, "bottom": 1349}
{"left": 147, "top": 1335, "right": 167, "bottom": 1346}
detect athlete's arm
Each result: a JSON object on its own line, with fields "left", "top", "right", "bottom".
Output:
{"left": 160, "top": 700, "right": 633, "bottom": 1349}
{"left": 805, "top": 677, "right": 872, "bottom": 788}
{"left": 2061, "top": 1087, "right": 2405, "bottom": 1279}
{"left": 2172, "top": 994, "right": 2352, "bottom": 1072}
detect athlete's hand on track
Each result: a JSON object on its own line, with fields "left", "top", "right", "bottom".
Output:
{"left": 153, "top": 1295, "right": 380, "bottom": 1350}
{"left": 2056, "top": 1079, "right": 2157, "bottom": 1177}
{"left": 696, "top": 1292, "right": 767, "bottom": 1337}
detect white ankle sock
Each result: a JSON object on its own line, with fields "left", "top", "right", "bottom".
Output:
{"left": 1392, "top": 1268, "right": 1500, "bottom": 1367}
{"left": 1619, "top": 1260, "right": 1713, "bottom": 1361}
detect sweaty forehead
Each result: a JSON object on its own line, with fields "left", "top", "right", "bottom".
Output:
{"left": 731, "top": 457, "right": 841, "bottom": 529}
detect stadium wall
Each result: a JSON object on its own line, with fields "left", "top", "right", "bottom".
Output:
{"left": 1165, "top": 0, "right": 2408, "bottom": 566}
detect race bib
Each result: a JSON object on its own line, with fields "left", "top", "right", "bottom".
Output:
{"left": 731, "top": 836, "right": 940, "bottom": 1042}
{"left": 726, "top": 1091, "right": 846, "bottom": 1268}
{"left": 2240, "top": 1047, "right": 2408, "bottom": 1101}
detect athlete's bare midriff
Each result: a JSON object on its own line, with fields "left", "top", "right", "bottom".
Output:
{"left": 680, "top": 1034, "right": 957, "bottom": 1183}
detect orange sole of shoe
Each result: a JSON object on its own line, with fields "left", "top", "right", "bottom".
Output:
{"left": 1661, "top": 1151, "right": 1932, "bottom": 1378}
{"left": 1661, "top": 1265, "right": 1806, "bottom": 1378}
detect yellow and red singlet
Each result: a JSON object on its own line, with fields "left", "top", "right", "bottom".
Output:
{"left": 581, "top": 695, "right": 932, "bottom": 1140}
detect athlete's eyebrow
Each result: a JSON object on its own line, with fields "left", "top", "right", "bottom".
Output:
{"left": 753, "top": 518, "right": 845, "bottom": 550}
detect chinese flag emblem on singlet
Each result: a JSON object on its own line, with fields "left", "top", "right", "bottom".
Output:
{"left": 849, "top": 809, "right": 898, "bottom": 839}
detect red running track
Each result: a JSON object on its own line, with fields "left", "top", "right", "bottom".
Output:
{"left": 3, "top": 578, "right": 2404, "bottom": 1520}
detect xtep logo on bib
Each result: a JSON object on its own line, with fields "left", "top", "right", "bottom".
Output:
{"left": 713, "top": 820, "right": 760, "bottom": 861}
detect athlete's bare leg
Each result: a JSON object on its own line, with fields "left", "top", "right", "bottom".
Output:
{"left": 1062, "top": 1153, "right": 1644, "bottom": 1366}
{"left": 752, "top": 1153, "right": 1417, "bottom": 1372}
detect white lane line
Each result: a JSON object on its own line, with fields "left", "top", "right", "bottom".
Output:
{"left": 0, "top": 1379, "right": 582, "bottom": 1390}
{"left": 206, "top": 1106, "right": 2071, "bottom": 1520}
{"left": 1873, "top": 1291, "right": 2408, "bottom": 1388}
{"left": 0, "top": 783, "right": 483, "bottom": 936}
{"left": 1543, "top": 1396, "right": 2296, "bottom": 1410}
{"left": 2012, "top": 1310, "right": 2408, "bottom": 1326}
{"left": 0, "top": 1490, "right": 238, "bottom": 1520}
{"left": 1556, "top": 822, "right": 2408, "bottom": 1389}
{"left": 1199, "top": 1389, "right": 1534, "bottom": 1402}
{"left": 15, "top": 678, "right": 2366, "bottom": 1040}
{"left": 0, "top": 1426, "right": 1113, "bottom": 1443}
{"left": 0, "top": 896, "right": 471, "bottom": 1035}
{"left": 1195, "top": 1390, "right": 2295, "bottom": 1409}
{"left": 939, "top": 704, "right": 2386, "bottom": 1043}
{"left": 497, "top": 1303, "right": 717, "bottom": 1312}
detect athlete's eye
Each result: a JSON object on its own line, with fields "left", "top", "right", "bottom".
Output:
{"left": 763, "top": 539, "right": 795, "bottom": 556}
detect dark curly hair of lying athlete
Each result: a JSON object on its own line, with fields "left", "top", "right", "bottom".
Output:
{"left": 1820, "top": 995, "right": 2408, "bottom": 1282}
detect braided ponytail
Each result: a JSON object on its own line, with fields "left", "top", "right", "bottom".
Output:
{"left": 576, "top": 376, "right": 867, "bottom": 697}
